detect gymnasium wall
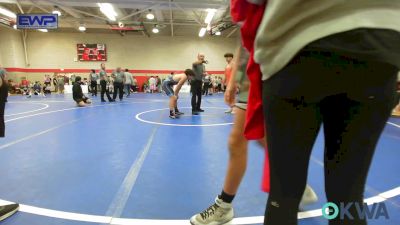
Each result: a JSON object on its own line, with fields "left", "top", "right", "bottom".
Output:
{"left": 0, "top": 26, "right": 237, "bottom": 84}
{"left": 0, "top": 26, "right": 26, "bottom": 68}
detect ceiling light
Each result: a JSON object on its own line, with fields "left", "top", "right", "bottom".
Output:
{"left": 152, "top": 27, "right": 159, "bottom": 33}
{"left": 199, "top": 27, "right": 207, "bottom": 37}
{"left": 98, "top": 3, "right": 117, "bottom": 21}
{"left": 78, "top": 25, "right": 86, "bottom": 31}
{"left": 38, "top": 29, "right": 48, "bottom": 32}
{"left": 52, "top": 10, "right": 61, "bottom": 16}
{"left": 146, "top": 10, "right": 155, "bottom": 20}
{"left": 204, "top": 9, "right": 217, "bottom": 24}
{"left": 52, "top": 6, "right": 61, "bottom": 16}
{"left": 215, "top": 31, "right": 221, "bottom": 36}
{"left": 0, "top": 6, "right": 16, "bottom": 19}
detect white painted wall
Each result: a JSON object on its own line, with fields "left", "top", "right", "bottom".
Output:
{"left": 0, "top": 26, "right": 26, "bottom": 68}
{"left": 1, "top": 27, "right": 237, "bottom": 82}
{"left": 25, "top": 31, "right": 237, "bottom": 71}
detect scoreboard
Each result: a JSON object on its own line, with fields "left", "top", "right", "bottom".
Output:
{"left": 77, "top": 44, "right": 107, "bottom": 61}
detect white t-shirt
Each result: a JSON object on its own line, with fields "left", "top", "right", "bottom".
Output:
{"left": 124, "top": 72, "right": 133, "bottom": 85}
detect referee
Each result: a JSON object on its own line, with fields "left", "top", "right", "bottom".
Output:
{"left": 191, "top": 53, "right": 207, "bottom": 115}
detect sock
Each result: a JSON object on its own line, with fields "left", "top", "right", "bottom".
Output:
{"left": 219, "top": 190, "right": 235, "bottom": 204}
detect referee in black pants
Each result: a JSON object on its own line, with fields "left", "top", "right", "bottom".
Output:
{"left": 112, "top": 67, "right": 126, "bottom": 101}
{"left": 191, "top": 53, "right": 207, "bottom": 115}
{"left": 99, "top": 63, "right": 113, "bottom": 102}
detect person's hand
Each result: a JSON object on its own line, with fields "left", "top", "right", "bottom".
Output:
{"left": 224, "top": 85, "right": 236, "bottom": 107}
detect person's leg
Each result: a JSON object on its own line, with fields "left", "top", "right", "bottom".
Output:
{"left": 223, "top": 107, "right": 249, "bottom": 195}
{"left": 169, "top": 96, "right": 178, "bottom": 118}
{"left": 112, "top": 83, "right": 118, "bottom": 100}
{"left": 100, "top": 80, "right": 106, "bottom": 101}
{"left": 125, "top": 84, "right": 130, "bottom": 96}
{"left": 119, "top": 83, "right": 124, "bottom": 100}
{"left": 321, "top": 62, "right": 398, "bottom": 225}
{"left": 261, "top": 54, "right": 326, "bottom": 225}
{"left": 169, "top": 96, "right": 175, "bottom": 111}
{"left": 94, "top": 82, "right": 97, "bottom": 96}
{"left": 174, "top": 98, "right": 178, "bottom": 111}
{"left": 262, "top": 94, "right": 321, "bottom": 225}
{"left": 197, "top": 82, "right": 203, "bottom": 111}
{"left": 90, "top": 81, "right": 94, "bottom": 96}
{"left": 191, "top": 81, "right": 199, "bottom": 114}
{"left": 190, "top": 107, "right": 248, "bottom": 225}
{"left": 83, "top": 97, "right": 92, "bottom": 104}
{"left": 0, "top": 101, "right": 5, "bottom": 137}
{"left": 106, "top": 89, "right": 113, "bottom": 101}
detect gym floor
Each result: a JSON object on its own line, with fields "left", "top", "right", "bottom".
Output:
{"left": 0, "top": 93, "right": 399, "bottom": 225}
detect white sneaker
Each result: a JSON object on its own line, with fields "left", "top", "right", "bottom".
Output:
{"left": 299, "top": 185, "right": 318, "bottom": 209}
{"left": 224, "top": 109, "right": 233, "bottom": 114}
{"left": 190, "top": 197, "right": 234, "bottom": 225}
{"left": 0, "top": 204, "right": 19, "bottom": 221}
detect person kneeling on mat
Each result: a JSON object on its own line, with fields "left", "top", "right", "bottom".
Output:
{"left": 73, "top": 76, "right": 92, "bottom": 107}
{"left": 163, "top": 69, "right": 195, "bottom": 119}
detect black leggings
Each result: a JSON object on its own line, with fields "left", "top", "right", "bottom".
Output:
{"left": 262, "top": 52, "right": 398, "bottom": 225}
{"left": 0, "top": 101, "right": 5, "bottom": 137}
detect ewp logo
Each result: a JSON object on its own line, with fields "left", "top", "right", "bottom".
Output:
{"left": 322, "top": 202, "right": 389, "bottom": 220}
{"left": 17, "top": 14, "right": 58, "bottom": 29}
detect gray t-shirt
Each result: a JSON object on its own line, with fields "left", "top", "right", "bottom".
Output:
{"left": 192, "top": 63, "right": 205, "bottom": 81}
{"left": 99, "top": 70, "right": 107, "bottom": 80}
{"left": 112, "top": 71, "right": 125, "bottom": 83}
{"left": 124, "top": 72, "right": 133, "bottom": 84}
{"left": 90, "top": 73, "right": 99, "bottom": 82}
{"left": 57, "top": 77, "right": 65, "bottom": 85}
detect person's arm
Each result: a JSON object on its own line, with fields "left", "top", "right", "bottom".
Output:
{"left": 0, "top": 69, "right": 7, "bottom": 87}
{"left": 174, "top": 75, "right": 187, "bottom": 96}
{"left": 224, "top": 47, "right": 240, "bottom": 106}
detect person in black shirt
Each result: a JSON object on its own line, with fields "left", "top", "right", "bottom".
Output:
{"left": 73, "top": 76, "right": 91, "bottom": 107}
